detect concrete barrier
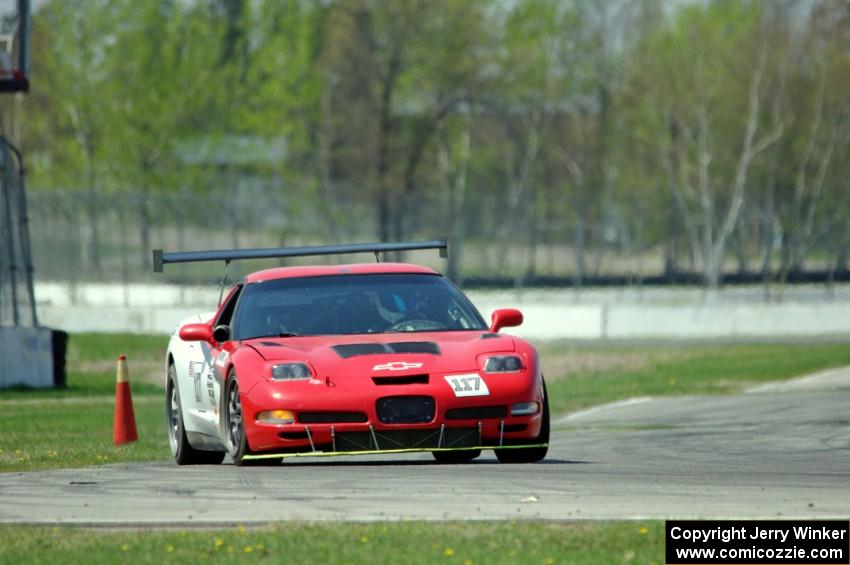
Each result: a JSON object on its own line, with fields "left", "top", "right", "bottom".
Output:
{"left": 602, "top": 303, "right": 850, "bottom": 339}
{"left": 38, "top": 306, "right": 200, "bottom": 335}
{"left": 473, "top": 299, "right": 603, "bottom": 340}
{"left": 34, "top": 301, "right": 850, "bottom": 340}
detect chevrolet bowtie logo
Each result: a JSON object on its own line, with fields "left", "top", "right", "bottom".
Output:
{"left": 372, "top": 361, "right": 424, "bottom": 371}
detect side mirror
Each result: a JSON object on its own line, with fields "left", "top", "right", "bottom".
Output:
{"left": 179, "top": 323, "right": 213, "bottom": 342}
{"left": 213, "top": 325, "right": 231, "bottom": 343}
{"left": 489, "top": 308, "right": 523, "bottom": 334}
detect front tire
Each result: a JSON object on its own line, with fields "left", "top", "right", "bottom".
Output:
{"left": 224, "top": 372, "right": 251, "bottom": 466}
{"left": 167, "top": 365, "right": 224, "bottom": 465}
{"left": 495, "top": 380, "right": 549, "bottom": 464}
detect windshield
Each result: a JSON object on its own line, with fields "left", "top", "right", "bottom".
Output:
{"left": 231, "top": 273, "right": 487, "bottom": 339}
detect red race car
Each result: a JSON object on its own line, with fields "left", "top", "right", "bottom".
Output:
{"left": 155, "top": 240, "right": 548, "bottom": 466}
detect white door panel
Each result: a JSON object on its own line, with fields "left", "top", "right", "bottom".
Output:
{"left": 184, "top": 341, "right": 220, "bottom": 437}
{"left": 170, "top": 336, "right": 216, "bottom": 436}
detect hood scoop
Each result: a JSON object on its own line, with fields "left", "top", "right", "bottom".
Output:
{"left": 333, "top": 341, "right": 441, "bottom": 359}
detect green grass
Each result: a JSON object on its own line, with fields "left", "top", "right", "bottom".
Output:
{"left": 0, "top": 333, "right": 169, "bottom": 470}
{"left": 0, "top": 372, "right": 164, "bottom": 398}
{"left": 0, "top": 397, "right": 169, "bottom": 471}
{"left": 2, "top": 333, "right": 850, "bottom": 472}
{"left": 543, "top": 341, "right": 850, "bottom": 415}
{"left": 0, "top": 521, "right": 664, "bottom": 565}
{"left": 66, "top": 333, "right": 167, "bottom": 363}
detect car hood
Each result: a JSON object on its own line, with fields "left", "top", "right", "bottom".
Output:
{"left": 243, "top": 331, "right": 516, "bottom": 375}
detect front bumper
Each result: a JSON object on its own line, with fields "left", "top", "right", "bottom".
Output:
{"left": 240, "top": 372, "right": 544, "bottom": 453}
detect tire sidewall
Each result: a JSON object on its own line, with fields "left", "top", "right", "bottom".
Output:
{"left": 167, "top": 366, "right": 185, "bottom": 459}
{"left": 224, "top": 371, "right": 249, "bottom": 463}
{"left": 539, "top": 379, "right": 550, "bottom": 443}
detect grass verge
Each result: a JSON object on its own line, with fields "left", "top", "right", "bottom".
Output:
{"left": 542, "top": 341, "right": 850, "bottom": 416}
{"left": 0, "top": 333, "right": 169, "bottom": 471}
{"left": 66, "top": 333, "right": 167, "bottom": 363}
{"left": 0, "top": 397, "right": 169, "bottom": 471}
{"left": 0, "top": 521, "right": 663, "bottom": 565}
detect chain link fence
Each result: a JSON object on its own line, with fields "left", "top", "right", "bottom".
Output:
{"left": 25, "top": 179, "right": 375, "bottom": 291}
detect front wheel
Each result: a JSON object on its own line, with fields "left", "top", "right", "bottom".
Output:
{"left": 495, "top": 380, "right": 549, "bottom": 464}
{"left": 224, "top": 372, "right": 250, "bottom": 466}
{"left": 167, "top": 365, "right": 224, "bottom": 465}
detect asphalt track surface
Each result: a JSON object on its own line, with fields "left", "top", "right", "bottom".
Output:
{"left": 1, "top": 368, "right": 848, "bottom": 525}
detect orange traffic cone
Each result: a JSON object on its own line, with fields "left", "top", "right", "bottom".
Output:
{"left": 113, "top": 354, "right": 138, "bottom": 445}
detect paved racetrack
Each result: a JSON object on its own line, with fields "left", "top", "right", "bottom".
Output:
{"left": 2, "top": 368, "right": 848, "bottom": 524}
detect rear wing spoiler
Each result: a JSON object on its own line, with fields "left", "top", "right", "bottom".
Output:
{"left": 152, "top": 238, "right": 448, "bottom": 273}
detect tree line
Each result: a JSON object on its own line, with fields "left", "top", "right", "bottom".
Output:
{"left": 4, "top": 0, "right": 849, "bottom": 289}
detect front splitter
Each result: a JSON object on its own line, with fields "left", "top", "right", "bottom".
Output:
{"left": 242, "top": 443, "right": 548, "bottom": 460}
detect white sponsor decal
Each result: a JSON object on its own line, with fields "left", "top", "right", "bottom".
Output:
{"left": 215, "top": 350, "right": 229, "bottom": 368}
{"left": 189, "top": 361, "right": 202, "bottom": 403}
{"left": 372, "top": 361, "right": 424, "bottom": 371}
{"left": 444, "top": 373, "right": 490, "bottom": 397}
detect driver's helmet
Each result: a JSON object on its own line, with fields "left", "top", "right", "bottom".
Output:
{"left": 395, "top": 288, "right": 440, "bottom": 321}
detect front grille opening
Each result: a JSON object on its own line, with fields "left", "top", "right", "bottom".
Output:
{"left": 372, "top": 374, "right": 429, "bottom": 386}
{"left": 445, "top": 405, "right": 507, "bottom": 420}
{"left": 297, "top": 412, "right": 368, "bottom": 424}
{"left": 376, "top": 396, "right": 435, "bottom": 424}
{"left": 278, "top": 431, "right": 310, "bottom": 440}
{"left": 503, "top": 424, "right": 527, "bottom": 433}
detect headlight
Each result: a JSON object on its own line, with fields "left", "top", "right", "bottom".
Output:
{"left": 483, "top": 355, "right": 523, "bottom": 373}
{"left": 271, "top": 362, "right": 313, "bottom": 381}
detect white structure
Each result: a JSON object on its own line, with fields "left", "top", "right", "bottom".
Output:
{"left": 0, "top": 137, "right": 55, "bottom": 389}
{"left": 0, "top": 326, "right": 53, "bottom": 388}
